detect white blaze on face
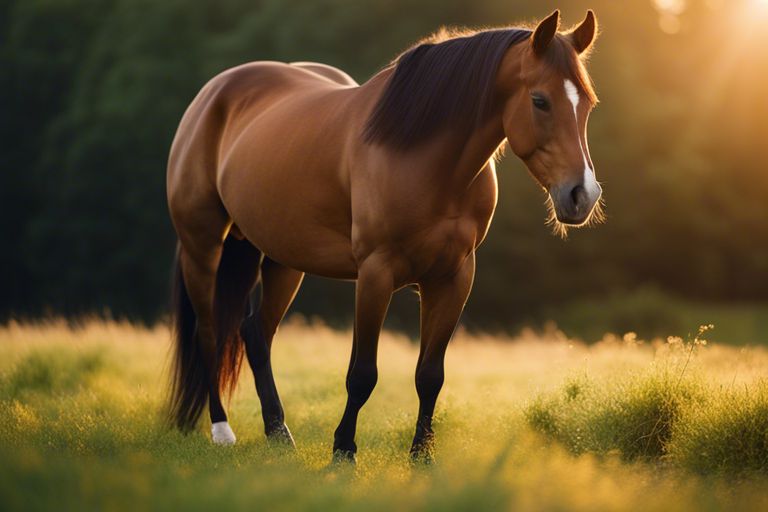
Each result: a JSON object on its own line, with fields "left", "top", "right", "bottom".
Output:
{"left": 564, "top": 79, "right": 601, "bottom": 203}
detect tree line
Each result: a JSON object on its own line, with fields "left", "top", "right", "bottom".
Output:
{"left": 2, "top": 0, "right": 766, "bottom": 336}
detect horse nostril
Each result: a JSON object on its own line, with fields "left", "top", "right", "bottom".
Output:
{"left": 570, "top": 185, "right": 587, "bottom": 211}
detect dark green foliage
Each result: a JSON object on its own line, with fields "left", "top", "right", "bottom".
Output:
{"left": 525, "top": 372, "right": 704, "bottom": 460}
{"left": 2, "top": 0, "right": 767, "bottom": 330}
{"left": 527, "top": 372, "right": 768, "bottom": 475}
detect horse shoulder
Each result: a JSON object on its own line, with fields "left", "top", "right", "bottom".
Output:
{"left": 466, "top": 160, "right": 499, "bottom": 247}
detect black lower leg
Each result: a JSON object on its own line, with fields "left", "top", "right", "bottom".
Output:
{"left": 209, "top": 385, "right": 228, "bottom": 423}
{"left": 410, "top": 363, "right": 444, "bottom": 459}
{"left": 332, "top": 263, "right": 391, "bottom": 462}
{"left": 203, "top": 322, "right": 227, "bottom": 424}
{"left": 333, "top": 362, "right": 377, "bottom": 457}
{"left": 242, "top": 295, "right": 288, "bottom": 438}
{"left": 332, "top": 404, "right": 361, "bottom": 458}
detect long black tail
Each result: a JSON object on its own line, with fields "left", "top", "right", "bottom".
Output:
{"left": 168, "top": 238, "right": 261, "bottom": 432}
{"left": 168, "top": 244, "right": 206, "bottom": 431}
{"left": 213, "top": 237, "right": 261, "bottom": 405}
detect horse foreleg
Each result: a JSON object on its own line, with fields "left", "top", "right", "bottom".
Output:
{"left": 332, "top": 257, "right": 393, "bottom": 463}
{"left": 411, "top": 253, "right": 476, "bottom": 463}
{"left": 242, "top": 257, "right": 304, "bottom": 445}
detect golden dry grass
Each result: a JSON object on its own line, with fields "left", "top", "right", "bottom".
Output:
{"left": 1, "top": 319, "right": 767, "bottom": 511}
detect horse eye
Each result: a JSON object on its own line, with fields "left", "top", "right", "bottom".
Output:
{"left": 531, "top": 94, "right": 550, "bottom": 112}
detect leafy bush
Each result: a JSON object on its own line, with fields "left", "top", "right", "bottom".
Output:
{"left": 527, "top": 327, "right": 768, "bottom": 474}
{"left": 526, "top": 371, "right": 704, "bottom": 460}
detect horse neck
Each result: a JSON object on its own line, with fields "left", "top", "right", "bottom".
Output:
{"left": 452, "top": 111, "right": 506, "bottom": 182}
{"left": 411, "top": 108, "right": 506, "bottom": 194}
{"left": 357, "top": 66, "right": 506, "bottom": 188}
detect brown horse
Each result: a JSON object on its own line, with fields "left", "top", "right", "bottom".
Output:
{"left": 166, "top": 10, "right": 601, "bottom": 462}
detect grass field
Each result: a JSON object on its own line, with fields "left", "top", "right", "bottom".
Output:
{"left": 1, "top": 320, "right": 768, "bottom": 511}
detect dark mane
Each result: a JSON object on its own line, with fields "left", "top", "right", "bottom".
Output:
{"left": 363, "top": 27, "right": 596, "bottom": 150}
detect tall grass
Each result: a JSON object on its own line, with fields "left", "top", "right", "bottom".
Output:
{"left": 670, "top": 383, "right": 768, "bottom": 475}
{"left": 1, "top": 320, "right": 768, "bottom": 510}
{"left": 525, "top": 326, "right": 768, "bottom": 474}
{"left": 526, "top": 371, "right": 704, "bottom": 460}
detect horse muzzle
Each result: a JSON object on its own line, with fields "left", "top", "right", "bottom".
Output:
{"left": 550, "top": 180, "right": 602, "bottom": 226}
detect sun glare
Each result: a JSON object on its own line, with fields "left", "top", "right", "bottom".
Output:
{"left": 751, "top": 0, "right": 768, "bottom": 13}
{"left": 655, "top": 0, "right": 768, "bottom": 33}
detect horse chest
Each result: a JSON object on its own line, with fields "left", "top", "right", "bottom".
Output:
{"left": 379, "top": 210, "right": 488, "bottom": 284}
{"left": 419, "top": 217, "right": 477, "bottom": 273}
{"left": 355, "top": 166, "right": 497, "bottom": 283}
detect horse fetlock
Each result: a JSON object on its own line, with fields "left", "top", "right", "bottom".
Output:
{"left": 332, "top": 431, "right": 357, "bottom": 454}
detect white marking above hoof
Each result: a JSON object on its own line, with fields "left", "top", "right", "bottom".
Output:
{"left": 211, "top": 421, "right": 236, "bottom": 446}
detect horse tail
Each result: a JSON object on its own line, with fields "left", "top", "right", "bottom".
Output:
{"left": 169, "top": 236, "right": 260, "bottom": 431}
{"left": 212, "top": 236, "right": 261, "bottom": 404}
{"left": 168, "top": 243, "right": 207, "bottom": 431}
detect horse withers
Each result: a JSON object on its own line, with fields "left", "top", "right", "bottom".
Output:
{"left": 166, "top": 10, "right": 601, "bottom": 463}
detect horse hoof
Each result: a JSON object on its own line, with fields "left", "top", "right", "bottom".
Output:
{"left": 409, "top": 448, "right": 435, "bottom": 465}
{"left": 332, "top": 449, "right": 357, "bottom": 465}
{"left": 211, "top": 421, "right": 237, "bottom": 446}
{"left": 266, "top": 423, "right": 296, "bottom": 448}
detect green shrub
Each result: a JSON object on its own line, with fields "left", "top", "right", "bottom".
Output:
{"left": 669, "top": 383, "right": 768, "bottom": 475}
{"left": 525, "top": 372, "right": 704, "bottom": 460}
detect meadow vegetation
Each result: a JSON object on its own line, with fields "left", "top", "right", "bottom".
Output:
{"left": 1, "top": 320, "right": 768, "bottom": 510}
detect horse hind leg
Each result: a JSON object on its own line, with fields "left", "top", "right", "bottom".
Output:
{"left": 208, "top": 235, "right": 264, "bottom": 444}
{"left": 170, "top": 194, "right": 258, "bottom": 445}
{"left": 172, "top": 233, "right": 226, "bottom": 436}
{"left": 241, "top": 257, "right": 304, "bottom": 444}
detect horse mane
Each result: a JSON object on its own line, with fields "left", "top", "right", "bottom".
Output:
{"left": 363, "top": 27, "right": 597, "bottom": 150}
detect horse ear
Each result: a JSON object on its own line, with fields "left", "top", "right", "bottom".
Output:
{"left": 570, "top": 10, "right": 597, "bottom": 55}
{"left": 532, "top": 10, "right": 560, "bottom": 56}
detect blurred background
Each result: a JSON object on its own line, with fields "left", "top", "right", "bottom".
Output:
{"left": 2, "top": 0, "right": 767, "bottom": 343}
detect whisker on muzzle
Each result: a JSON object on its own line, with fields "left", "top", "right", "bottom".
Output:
{"left": 545, "top": 193, "right": 605, "bottom": 239}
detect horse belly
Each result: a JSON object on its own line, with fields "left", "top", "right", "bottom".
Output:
{"left": 271, "top": 240, "right": 357, "bottom": 280}
{"left": 218, "top": 149, "right": 357, "bottom": 279}
{"left": 244, "top": 217, "right": 357, "bottom": 280}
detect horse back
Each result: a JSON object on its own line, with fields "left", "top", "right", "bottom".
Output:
{"left": 290, "top": 62, "right": 359, "bottom": 87}
{"left": 168, "top": 61, "right": 355, "bottom": 205}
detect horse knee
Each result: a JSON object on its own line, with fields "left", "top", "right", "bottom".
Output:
{"left": 416, "top": 364, "right": 444, "bottom": 401}
{"left": 348, "top": 363, "right": 378, "bottom": 406}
